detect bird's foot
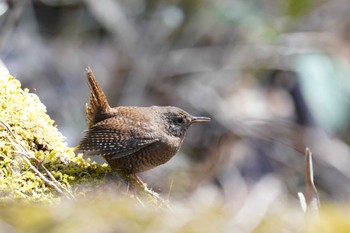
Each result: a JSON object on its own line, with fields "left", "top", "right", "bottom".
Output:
{"left": 126, "top": 174, "right": 167, "bottom": 206}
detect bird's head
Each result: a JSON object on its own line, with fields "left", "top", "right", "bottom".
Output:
{"left": 153, "top": 106, "right": 211, "bottom": 138}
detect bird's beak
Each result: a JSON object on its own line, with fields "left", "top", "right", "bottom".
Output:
{"left": 190, "top": 116, "right": 211, "bottom": 124}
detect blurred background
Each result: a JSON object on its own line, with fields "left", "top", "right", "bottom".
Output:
{"left": 1, "top": 0, "right": 350, "bottom": 203}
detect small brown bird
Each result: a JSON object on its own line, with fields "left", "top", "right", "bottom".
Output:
{"left": 78, "top": 67, "right": 210, "bottom": 186}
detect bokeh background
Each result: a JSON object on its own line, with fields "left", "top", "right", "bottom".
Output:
{"left": 2, "top": 0, "right": 350, "bottom": 204}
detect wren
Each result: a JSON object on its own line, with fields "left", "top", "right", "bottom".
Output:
{"left": 78, "top": 67, "right": 210, "bottom": 185}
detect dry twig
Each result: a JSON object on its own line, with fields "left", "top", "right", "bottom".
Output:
{"left": 0, "top": 120, "right": 75, "bottom": 200}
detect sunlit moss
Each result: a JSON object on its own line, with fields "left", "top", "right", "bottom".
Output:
{"left": 0, "top": 74, "right": 112, "bottom": 203}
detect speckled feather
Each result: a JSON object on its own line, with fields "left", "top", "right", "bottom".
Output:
{"left": 79, "top": 109, "right": 160, "bottom": 159}
{"left": 78, "top": 67, "right": 210, "bottom": 174}
{"left": 85, "top": 67, "right": 113, "bottom": 128}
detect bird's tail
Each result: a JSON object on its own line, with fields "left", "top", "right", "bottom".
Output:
{"left": 85, "top": 67, "right": 111, "bottom": 128}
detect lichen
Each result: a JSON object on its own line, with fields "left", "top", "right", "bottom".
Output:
{"left": 0, "top": 74, "right": 112, "bottom": 203}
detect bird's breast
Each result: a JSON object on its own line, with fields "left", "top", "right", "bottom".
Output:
{"left": 106, "top": 136, "right": 183, "bottom": 174}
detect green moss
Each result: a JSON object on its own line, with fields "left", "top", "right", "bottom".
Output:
{"left": 0, "top": 74, "right": 112, "bottom": 203}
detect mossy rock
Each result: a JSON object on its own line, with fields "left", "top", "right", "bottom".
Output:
{"left": 0, "top": 70, "right": 112, "bottom": 203}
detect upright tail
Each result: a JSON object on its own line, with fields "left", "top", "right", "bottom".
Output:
{"left": 85, "top": 67, "right": 111, "bottom": 128}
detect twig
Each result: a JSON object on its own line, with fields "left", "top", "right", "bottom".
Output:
{"left": 14, "top": 151, "right": 63, "bottom": 193}
{"left": 43, "top": 166, "right": 75, "bottom": 199}
{"left": 0, "top": 120, "right": 28, "bottom": 152}
{"left": 0, "top": 120, "right": 75, "bottom": 200}
{"left": 304, "top": 148, "right": 320, "bottom": 210}
{"left": 298, "top": 147, "right": 320, "bottom": 213}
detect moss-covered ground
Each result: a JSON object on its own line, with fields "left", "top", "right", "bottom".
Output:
{"left": 1, "top": 72, "right": 350, "bottom": 233}
{"left": 0, "top": 73, "right": 113, "bottom": 203}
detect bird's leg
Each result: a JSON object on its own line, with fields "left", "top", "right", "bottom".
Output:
{"left": 118, "top": 173, "right": 163, "bottom": 202}
{"left": 118, "top": 173, "right": 166, "bottom": 204}
{"left": 129, "top": 174, "right": 160, "bottom": 199}
{"left": 130, "top": 174, "right": 147, "bottom": 188}
{"left": 119, "top": 173, "right": 145, "bottom": 188}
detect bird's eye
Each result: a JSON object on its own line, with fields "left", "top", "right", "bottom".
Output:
{"left": 175, "top": 117, "right": 184, "bottom": 124}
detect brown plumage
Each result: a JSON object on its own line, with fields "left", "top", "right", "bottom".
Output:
{"left": 85, "top": 67, "right": 112, "bottom": 128}
{"left": 78, "top": 67, "right": 210, "bottom": 183}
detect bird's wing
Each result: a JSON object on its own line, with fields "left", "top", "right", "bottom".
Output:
{"left": 77, "top": 120, "right": 159, "bottom": 159}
